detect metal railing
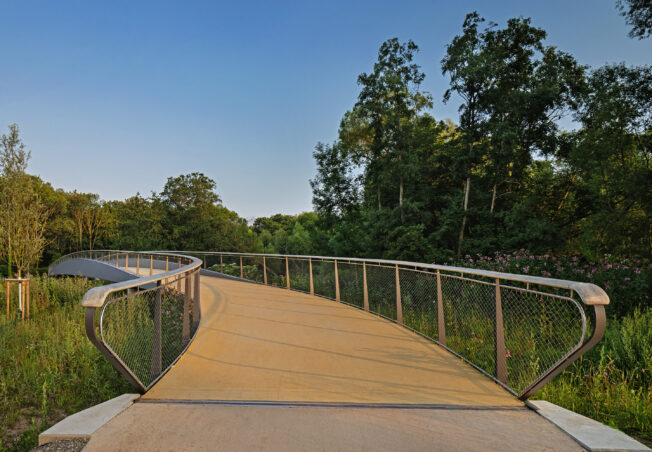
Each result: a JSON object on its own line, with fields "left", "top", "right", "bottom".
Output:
{"left": 174, "top": 251, "right": 608, "bottom": 400}
{"left": 49, "top": 251, "right": 203, "bottom": 393}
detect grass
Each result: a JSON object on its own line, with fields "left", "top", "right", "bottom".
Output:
{"left": 0, "top": 275, "right": 131, "bottom": 452}
{"left": 536, "top": 308, "right": 651, "bottom": 446}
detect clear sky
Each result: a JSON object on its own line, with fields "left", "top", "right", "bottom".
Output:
{"left": 1, "top": 1, "right": 650, "bottom": 220}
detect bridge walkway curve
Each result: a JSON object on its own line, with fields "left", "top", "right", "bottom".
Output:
{"left": 82, "top": 274, "right": 584, "bottom": 451}
{"left": 143, "top": 276, "right": 519, "bottom": 406}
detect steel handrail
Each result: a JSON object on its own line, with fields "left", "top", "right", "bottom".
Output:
{"left": 49, "top": 251, "right": 203, "bottom": 393}
{"left": 167, "top": 251, "right": 609, "bottom": 305}
{"left": 168, "top": 250, "right": 609, "bottom": 399}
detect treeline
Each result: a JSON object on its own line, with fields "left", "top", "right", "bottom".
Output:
{"left": 0, "top": 135, "right": 257, "bottom": 274}
{"left": 297, "top": 12, "right": 650, "bottom": 262}
{"left": 34, "top": 172, "right": 256, "bottom": 265}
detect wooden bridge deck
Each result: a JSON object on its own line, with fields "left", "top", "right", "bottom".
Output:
{"left": 142, "top": 276, "right": 520, "bottom": 407}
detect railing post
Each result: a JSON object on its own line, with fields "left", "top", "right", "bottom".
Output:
{"left": 125, "top": 254, "right": 129, "bottom": 271}
{"left": 309, "top": 258, "right": 314, "bottom": 295}
{"left": 240, "top": 256, "right": 243, "bottom": 279}
{"left": 363, "top": 262, "right": 369, "bottom": 311}
{"left": 395, "top": 264, "right": 402, "bottom": 324}
{"left": 182, "top": 273, "right": 191, "bottom": 345}
{"left": 334, "top": 259, "right": 340, "bottom": 301}
{"left": 285, "top": 256, "right": 291, "bottom": 289}
{"left": 151, "top": 281, "right": 162, "bottom": 379}
{"left": 150, "top": 255, "right": 153, "bottom": 276}
{"left": 166, "top": 257, "right": 169, "bottom": 272}
{"left": 24, "top": 280, "right": 30, "bottom": 320}
{"left": 116, "top": 254, "right": 119, "bottom": 267}
{"left": 494, "top": 278, "right": 508, "bottom": 384}
{"left": 220, "top": 255, "right": 223, "bottom": 273}
{"left": 6, "top": 280, "right": 9, "bottom": 318}
{"left": 263, "top": 256, "right": 268, "bottom": 285}
{"left": 193, "top": 269, "right": 201, "bottom": 327}
{"left": 437, "top": 270, "right": 446, "bottom": 346}
{"left": 136, "top": 255, "right": 140, "bottom": 275}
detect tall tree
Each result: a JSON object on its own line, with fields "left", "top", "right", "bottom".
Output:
{"left": 441, "top": 12, "right": 490, "bottom": 256}
{"left": 0, "top": 125, "right": 49, "bottom": 276}
{"left": 355, "top": 38, "right": 432, "bottom": 222}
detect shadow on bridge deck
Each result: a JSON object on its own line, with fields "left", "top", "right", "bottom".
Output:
{"left": 142, "top": 276, "right": 520, "bottom": 407}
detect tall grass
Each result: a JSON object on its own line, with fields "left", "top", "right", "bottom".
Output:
{"left": 0, "top": 276, "right": 131, "bottom": 451}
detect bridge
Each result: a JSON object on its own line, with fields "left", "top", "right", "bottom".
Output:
{"left": 47, "top": 250, "right": 611, "bottom": 450}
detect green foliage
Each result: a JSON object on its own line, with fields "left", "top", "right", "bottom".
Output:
{"left": 617, "top": 0, "right": 652, "bottom": 39}
{"left": 0, "top": 276, "right": 131, "bottom": 451}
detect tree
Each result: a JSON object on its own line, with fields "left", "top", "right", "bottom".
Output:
{"left": 310, "top": 142, "right": 359, "bottom": 228}
{"left": 442, "top": 12, "right": 490, "bottom": 256}
{"left": 355, "top": 38, "right": 432, "bottom": 221}
{"left": 0, "top": 124, "right": 49, "bottom": 277}
{"left": 617, "top": 0, "right": 652, "bottom": 39}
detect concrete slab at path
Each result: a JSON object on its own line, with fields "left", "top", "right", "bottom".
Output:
{"left": 83, "top": 403, "right": 584, "bottom": 452}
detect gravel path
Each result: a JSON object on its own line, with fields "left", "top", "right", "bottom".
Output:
{"left": 32, "top": 438, "right": 89, "bottom": 452}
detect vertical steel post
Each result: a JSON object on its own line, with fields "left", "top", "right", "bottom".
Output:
{"left": 285, "top": 256, "right": 290, "bottom": 289}
{"left": 178, "top": 257, "right": 181, "bottom": 269}
{"left": 363, "top": 262, "right": 369, "bottom": 311}
{"left": 182, "top": 274, "right": 191, "bottom": 345}
{"left": 334, "top": 259, "right": 340, "bottom": 301}
{"left": 263, "top": 256, "right": 268, "bottom": 285}
{"left": 494, "top": 278, "right": 508, "bottom": 384}
{"left": 193, "top": 270, "right": 201, "bottom": 327}
{"left": 309, "top": 258, "right": 314, "bottom": 295}
{"left": 150, "top": 255, "right": 153, "bottom": 276}
{"left": 136, "top": 255, "right": 140, "bottom": 275}
{"left": 437, "top": 270, "right": 446, "bottom": 346}
{"left": 116, "top": 254, "right": 119, "bottom": 267}
{"left": 240, "top": 256, "right": 243, "bottom": 279}
{"left": 6, "top": 281, "right": 9, "bottom": 318}
{"left": 125, "top": 254, "right": 128, "bottom": 272}
{"left": 166, "top": 257, "right": 169, "bottom": 272}
{"left": 220, "top": 255, "right": 223, "bottom": 273}
{"left": 395, "top": 264, "right": 403, "bottom": 324}
{"left": 151, "top": 281, "right": 162, "bottom": 379}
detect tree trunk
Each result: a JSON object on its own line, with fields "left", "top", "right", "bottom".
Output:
{"left": 399, "top": 175, "right": 404, "bottom": 223}
{"left": 457, "top": 176, "right": 471, "bottom": 257}
{"left": 490, "top": 183, "right": 497, "bottom": 213}
{"left": 377, "top": 185, "right": 382, "bottom": 210}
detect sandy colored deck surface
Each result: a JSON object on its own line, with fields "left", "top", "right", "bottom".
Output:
{"left": 83, "top": 403, "right": 583, "bottom": 452}
{"left": 143, "top": 276, "right": 520, "bottom": 407}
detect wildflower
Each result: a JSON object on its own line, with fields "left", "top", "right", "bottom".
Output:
{"left": 506, "top": 349, "right": 512, "bottom": 358}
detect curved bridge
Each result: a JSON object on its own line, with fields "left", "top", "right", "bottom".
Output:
{"left": 48, "top": 250, "right": 609, "bottom": 450}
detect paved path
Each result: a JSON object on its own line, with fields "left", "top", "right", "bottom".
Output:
{"left": 84, "top": 276, "right": 584, "bottom": 450}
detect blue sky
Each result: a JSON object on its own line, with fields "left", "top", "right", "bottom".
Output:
{"left": 1, "top": 1, "right": 650, "bottom": 220}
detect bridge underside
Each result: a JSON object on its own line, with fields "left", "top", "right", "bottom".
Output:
{"left": 143, "top": 277, "right": 520, "bottom": 407}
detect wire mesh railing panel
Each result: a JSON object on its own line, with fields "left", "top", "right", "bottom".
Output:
{"left": 100, "top": 273, "right": 198, "bottom": 389}
{"left": 501, "top": 288, "right": 585, "bottom": 394}
{"left": 366, "top": 264, "right": 397, "bottom": 320}
{"left": 440, "top": 275, "right": 497, "bottom": 377}
{"left": 241, "top": 255, "right": 264, "bottom": 283}
{"left": 337, "top": 262, "right": 364, "bottom": 308}
{"left": 215, "top": 254, "right": 241, "bottom": 277}
{"left": 288, "top": 258, "right": 310, "bottom": 293}
{"left": 264, "top": 257, "right": 286, "bottom": 287}
{"left": 398, "top": 269, "right": 438, "bottom": 339}
{"left": 313, "top": 259, "right": 336, "bottom": 299}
